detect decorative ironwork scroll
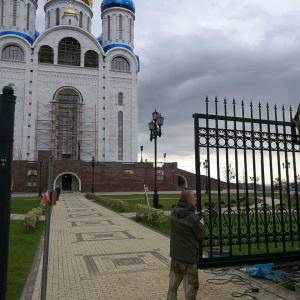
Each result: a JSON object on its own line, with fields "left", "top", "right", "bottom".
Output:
{"left": 194, "top": 98, "right": 300, "bottom": 268}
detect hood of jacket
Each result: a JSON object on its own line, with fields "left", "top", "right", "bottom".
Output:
{"left": 172, "top": 201, "right": 196, "bottom": 219}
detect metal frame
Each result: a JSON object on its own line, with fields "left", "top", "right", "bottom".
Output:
{"left": 194, "top": 98, "right": 300, "bottom": 268}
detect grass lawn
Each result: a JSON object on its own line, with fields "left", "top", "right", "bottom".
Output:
{"left": 10, "top": 197, "right": 42, "bottom": 214}
{"left": 100, "top": 192, "right": 271, "bottom": 212}
{"left": 6, "top": 197, "right": 44, "bottom": 300}
{"left": 100, "top": 193, "right": 180, "bottom": 212}
{"left": 7, "top": 220, "right": 44, "bottom": 300}
{"left": 133, "top": 216, "right": 171, "bottom": 236}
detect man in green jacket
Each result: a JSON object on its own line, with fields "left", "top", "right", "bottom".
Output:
{"left": 167, "top": 190, "right": 205, "bottom": 300}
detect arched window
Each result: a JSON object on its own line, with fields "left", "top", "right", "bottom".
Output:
{"left": 26, "top": 4, "right": 30, "bottom": 30}
{"left": 1, "top": 45, "right": 24, "bottom": 61}
{"left": 38, "top": 45, "right": 54, "bottom": 64}
{"left": 79, "top": 11, "right": 82, "bottom": 28}
{"left": 56, "top": 8, "right": 60, "bottom": 25}
{"left": 84, "top": 50, "right": 98, "bottom": 68}
{"left": 68, "top": 19, "right": 71, "bottom": 25}
{"left": 107, "top": 16, "right": 110, "bottom": 40}
{"left": 87, "top": 17, "right": 91, "bottom": 31}
{"left": 118, "top": 111, "right": 123, "bottom": 160}
{"left": 55, "top": 88, "right": 80, "bottom": 160}
{"left": 118, "top": 93, "right": 123, "bottom": 106}
{"left": 0, "top": 0, "right": 3, "bottom": 26}
{"left": 119, "top": 14, "right": 122, "bottom": 39}
{"left": 129, "top": 19, "right": 132, "bottom": 43}
{"left": 111, "top": 56, "right": 130, "bottom": 72}
{"left": 13, "top": 0, "right": 17, "bottom": 26}
{"left": 58, "top": 37, "right": 81, "bottom": 66}
{"left": 47, "top": 11, "right": 50, "bottom": 28}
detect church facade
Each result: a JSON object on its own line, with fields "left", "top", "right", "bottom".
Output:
{"left": 0, "top": 0, "right": 198, "bottom": 193}
{"left": 0, "top": 0, "right": 139, "bottom": 163}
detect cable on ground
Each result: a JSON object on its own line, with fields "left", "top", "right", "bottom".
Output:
{"left": 203, "top": 267, "right": 294, "bottom": 299}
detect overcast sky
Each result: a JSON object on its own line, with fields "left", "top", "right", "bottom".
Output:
{"left": 36, "top": 0, "right": 300, "bottom": 174}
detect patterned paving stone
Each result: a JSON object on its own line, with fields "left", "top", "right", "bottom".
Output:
{"left": 18, "top": 192, "right": 300, "bottom": 300}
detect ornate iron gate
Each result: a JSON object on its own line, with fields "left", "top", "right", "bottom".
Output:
{"left": 194, "top": 98, "right": 300, "bottom": 268}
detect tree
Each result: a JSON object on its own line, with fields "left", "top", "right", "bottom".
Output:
{"left": 223, "top": 162, "right": 236, "bottom": 189}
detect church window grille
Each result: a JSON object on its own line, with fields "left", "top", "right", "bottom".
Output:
{"left": 111, "top": 56, "right": 130, "bottom": 72}
{"left": 56, "top": 8, "right": 60, "bottom": 25}
{"left": 118, "top": 111, "right": 123, "bottom": 160}
{"left": 79, "top": 11, "right": 82, "bottom": 28}
{"left": 39, "top": 45, "right": 54, "bottom": 64}
{"left": 55, "top": 89, "right": 80, "bottom": 160}
{"left": 26, "top": 4, "right": 30, "bottom": 30}
{"left": 107, "top": 16, "right": 110, "bottom": 40}
{"left": 1, "top": 45, "right": 24, "bottom": 61}
{"left": 118, "top": 93, "right": 123, "bottom": 106}
{"left": 119, "top": 14, "right": 122, "bottom": 39}
{"left": 13, "top": 0, "right": 17, "bottom": 26}
{"left": 84, "top": 50, "right": 98, "bottom": 68}
{"left": 58, "top": 37, "right": 81, "bottom": 66}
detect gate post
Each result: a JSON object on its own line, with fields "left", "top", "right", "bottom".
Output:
{"left": 0, "top": 86, "right": 16, "bottom": 300}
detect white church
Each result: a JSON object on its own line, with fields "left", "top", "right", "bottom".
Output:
{"left": 0, "top": 0, "right": 139, "bottom": 163}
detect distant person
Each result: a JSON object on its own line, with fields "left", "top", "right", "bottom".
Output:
{"left": 167, "top": 190, "right": 205, "bottom": 300}
{"left": 55, "top": 185, "right": 62, "bottom": 201}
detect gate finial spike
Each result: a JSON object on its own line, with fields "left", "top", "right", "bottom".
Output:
{"left": 258, "top": 102, "right": 261, "bottom": 108}
{"left": 233, "top": 98, "right": 236, "bottom": 105}
{"left": 266, "top": 103, "right": 269, "bottom": 109}
{"left": 215, "top": 96, "right": 218, "bottom": 103}
{"left": 241, "top": 100, "right": 244, "bottom": 107}
{"left": 274, "top": 104, "right": 277, "bottom": 110}
{"left": 223, "top": 97, "right": 227, "bottom": 104}
{"left": 290, "top": 105, "right": 292, "bottom": 112}
{"left": 250, "top": 101, "right": 253, "bottom": 107}
{"left": 282, "top": 105, "right": 285, "bottom": 111}
{"left": 205, "top": 96, "right": 209, "bottom": 102}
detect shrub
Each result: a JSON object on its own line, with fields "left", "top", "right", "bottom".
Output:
{"left": 136, "top": 204, "right": 167, "bottom": 226}
{"left": 24, "top": 206, "right": 43, "bottom": 232}
{"left": 85, "top": 192, "right": 96, "bottom": 200}
{"left": 87, "top": 193, "right": 128, "bottom": 212}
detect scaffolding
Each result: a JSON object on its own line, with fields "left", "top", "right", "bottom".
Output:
{"left": 35, "top": 100, "right": 97, "bottom": 161}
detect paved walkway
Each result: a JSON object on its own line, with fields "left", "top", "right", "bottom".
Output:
{"left": 19, "top": 193, "right": 299, "bottom": 300}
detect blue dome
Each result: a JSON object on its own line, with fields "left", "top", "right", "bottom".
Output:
{"left": 101, "top": 0, "right": 135, "bottom": 14}
{"left": 96, "top": 35, "right": 103, "bottom": 45}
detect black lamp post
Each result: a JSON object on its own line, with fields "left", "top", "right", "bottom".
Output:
{"left": 140, "top": 145, "right": 143, "bottom": 162}
{"left": 149, "top": 109, "right": 164, "bottom": 209}
{"left": 91, "top": 156, "right": 95, "bottom": 194}
{"left": 203, "top": 159, "right": 208, "bottom": 194}
{"left": 38, "top": 157, "right": 43, "bottom": 197}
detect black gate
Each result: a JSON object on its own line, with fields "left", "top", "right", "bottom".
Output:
{"left": 194, "top": 98, "right": 300, "bottom": 268}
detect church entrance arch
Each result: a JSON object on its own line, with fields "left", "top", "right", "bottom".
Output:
{"left": 177, "top": 175, "right": 187, "bottom": 188}
{"left": 54, "top": 172, "right": 81, "bottom": 191}
{"left": 62, "top": 174, "right": 72, "bottom": 190}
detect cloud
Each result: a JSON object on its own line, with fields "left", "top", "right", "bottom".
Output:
{"left": 36, "top": 0, "right": 300, "bottom": 173}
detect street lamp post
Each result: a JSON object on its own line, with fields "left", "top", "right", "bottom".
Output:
{"left": 91, "top": 156, "right": 95, "bottom": 194}
{"left": 203, "top": 159, "right": 208, "bottom": 194}
{"left": 148, "top": 109, "right": 164, "bottom": 209}
{"left": 140, "top": 145, "right": 143, "bottom": 162}
{"left": 38, "top": 157, "right": 43, "bottom": 197}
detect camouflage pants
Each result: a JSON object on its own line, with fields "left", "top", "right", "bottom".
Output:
{"left": 167, "top": 258, "right": 199, "bottom": 300}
